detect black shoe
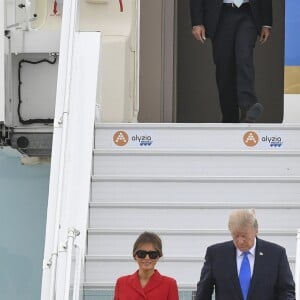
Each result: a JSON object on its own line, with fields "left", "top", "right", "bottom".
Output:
{"left": 241, "top": 103, "right": 264, "bottom": 123}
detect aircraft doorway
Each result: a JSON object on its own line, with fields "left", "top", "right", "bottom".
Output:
{"left": 175, "top": 0, "right": 285, "bottom": 123}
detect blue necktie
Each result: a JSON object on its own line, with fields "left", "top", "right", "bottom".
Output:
{"left": 239, "top": 252, "right": 251, "bottom": 300}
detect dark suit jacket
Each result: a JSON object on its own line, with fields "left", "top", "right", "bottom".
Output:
{"left": 190, "top": 0, "right": 273, "bottom": 38}
{"left": 196, "top": 238, "right": 295, "bottom": 300}
{"left": 114, "top": 269, "right": 179, "bottom": 300}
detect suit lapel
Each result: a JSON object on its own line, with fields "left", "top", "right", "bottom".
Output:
{"left": 227, "top": 242, "right": 244, "bottom": 300}
{"left": 128, "top": 271, "right": 145, "bottom": 298}
{"left": 128, "top": 270, "right": 162, "bottom": 298}
{"left": 143, "top": 270, "right": 163, "bottom": 294}
{"left": 247, "top": 238, "right": 264, "bottom": 300}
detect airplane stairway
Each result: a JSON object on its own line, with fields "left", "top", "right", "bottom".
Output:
{"left": 83, "top": 123, "right": 300, "bottom": 299}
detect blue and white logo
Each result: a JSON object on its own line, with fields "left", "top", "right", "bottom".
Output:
{"left": 261, "top": 136, "right": 283, "bottom": 148}
{"left": 131, "top": 134, "right": 153, "bottom": 147}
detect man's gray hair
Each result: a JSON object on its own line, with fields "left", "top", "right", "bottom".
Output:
{"left": 228, "top": 208, "right": 258, "bottom": 232}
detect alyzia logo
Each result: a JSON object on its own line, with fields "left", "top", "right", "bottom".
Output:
{"left": 113, "top": 131, "right": 129, "bottom": 146}
{"left": 131, "top": 134, "right": 153, "bottom": 146}
{"left": 243, "top": 131, "right": 259, "bottom": 147}
{"left": 261, "top": 136, "right": 283, "bottom": 148}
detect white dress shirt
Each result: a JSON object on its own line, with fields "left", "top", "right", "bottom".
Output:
{"left": 236, "top": 238, "right": 256, "bottom": 276}
{"left": 223, "top": 0, "right": 249, "bottom": 3}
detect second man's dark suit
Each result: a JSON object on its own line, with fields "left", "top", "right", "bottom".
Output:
{"left": 195, "top": 238, "right": 295, "bottom": 300}
{"left": 190, "top": 0, "right": 272, "bottom": 122}
{"left": 190, "top": 0, "right": 272, "bottom": 38}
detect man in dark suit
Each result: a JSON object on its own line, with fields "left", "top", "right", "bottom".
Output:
{"left": 195, "top": 209, "right": 295, "bottom": 300}
{"left": 190, "top": 0, "right": 272, "bottom": 123}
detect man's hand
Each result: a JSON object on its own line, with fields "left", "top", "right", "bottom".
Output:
{"left": 260, "top": 27, "right": 271, "bottom": 44}
{"left": 192, "top": 25, "right": 206, "bottom": 43}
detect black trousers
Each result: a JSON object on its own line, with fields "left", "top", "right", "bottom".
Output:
{"left": 211, "top": 4, "right": 258, "bottom": 123}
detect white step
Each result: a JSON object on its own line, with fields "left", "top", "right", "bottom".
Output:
{"left": 94, "top": 123, "right": 300, "bottom": 150}
{"left": 84, "top": 257, "right": 295, "bottom": 287}
{"left": 91, "top": 178, "right": 300, "bottom": 204}
{"left": 87, "top": 229, "right": 297, "bottom": 257}
{"left": 93, "top": 150, "right": 300, "bottom": 176}
{"left": 89, "top": 204, "right": 300, "bottom": 230}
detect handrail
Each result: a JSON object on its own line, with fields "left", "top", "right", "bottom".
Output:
{"left": 0, "top": 0, "right": 5, "bottom": 122}
{"left": 296, "top": 228, "right": 300, "bottom": 299}
{"left": 6, "top": 0, "right": 37, "bottom": 30}
{"left": 41, "top": 0, "right": 101, "bottom": 297}
{"left": 43, "top": 0, "right": 80, "bottom": 299}
{"left": 24, "top": 0, "right": 33, "bottom": 30}
{"left": 64, "top": 228, "right": 80, "bottom": 300}
{"left": 133, "top": 0, "right": 140, "bottom": 122}
{"left": 72, "top": 244, "right": 83, "bottom": 300}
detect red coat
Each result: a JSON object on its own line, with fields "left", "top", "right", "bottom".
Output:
{"left": 114, "top": 270, "right": 179, "bottom": 300}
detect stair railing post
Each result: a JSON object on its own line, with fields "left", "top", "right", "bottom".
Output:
{"left": 63, "top": 227, "right": 80, "bottom": 300}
